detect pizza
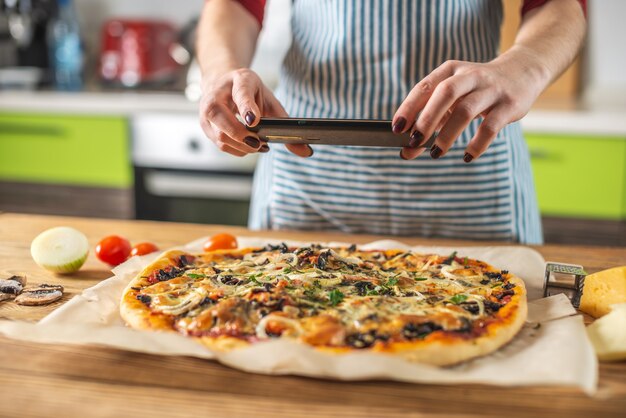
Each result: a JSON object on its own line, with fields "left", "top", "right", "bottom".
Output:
{"left": 120, "top": 244, "right": 527, "bottom": 365}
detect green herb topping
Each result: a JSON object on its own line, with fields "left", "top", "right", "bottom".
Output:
{"left": 186, "top": 273, "right": 207, "bottom": 279}
{"left": 449, "top": 294, "right": 468, "bottom": 304}
{"left": 328, "top": 289, "right": 345, "bottom": 306}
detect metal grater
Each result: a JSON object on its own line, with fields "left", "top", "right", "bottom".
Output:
{"left": 543, "top": 262, "right": 587, "bottom": 308}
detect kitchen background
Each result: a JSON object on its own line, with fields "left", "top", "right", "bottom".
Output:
{"left": 0, "top": 0, "right": 625, "bottom": 246}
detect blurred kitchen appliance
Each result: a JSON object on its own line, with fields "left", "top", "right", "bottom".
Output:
{"left": 0, "top": 0, "right": 56, "bottom": 87}
{"left": 132, "top": 113, "right": 258, "bottom": 226}
{"left": 99, "top": 19, "right": 181, "bottom": 88}
{"left": 48, "top": 0, "right": 82, "bottom": 91}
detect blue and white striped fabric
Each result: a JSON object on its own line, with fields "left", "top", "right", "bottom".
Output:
{"left": 249, "top": 0, "right": 543, "bottom": 244}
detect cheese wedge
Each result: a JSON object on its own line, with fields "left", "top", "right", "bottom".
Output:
{"left": 579, "top": 266, "right": 626, "bottom": 318}
{"left": 586, "top": 303, "right": 626, "bottom": 361}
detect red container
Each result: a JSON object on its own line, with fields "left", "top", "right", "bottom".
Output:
{"left": 99, "top": 19, "right": 181, "bottom": 87}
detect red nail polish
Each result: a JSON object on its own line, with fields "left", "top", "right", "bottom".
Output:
{"left": 244, "top": 136, "right": 260, "bottom": 148}
{"left": 430, "top": 145, "right": 443, "bottom": 159}
{"left": 392, "top": 117, "right": 406, "bottom": 134}
{"left": 408, "top": 130, "right": 425, "bottom": 148}
{"left": 259, "top": 144, "right": 270, "bottom": 153}
{"left": 306, "top": 145, "right": 314, "bottom": 157}
{"left": 463, "top": 152, "right": 474, "bottom": 163}
{"left": 245, "top": 111, "right": 255, "bottom": 126}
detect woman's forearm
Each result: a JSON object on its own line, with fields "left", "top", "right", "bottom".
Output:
{"left": 498, "top": 0, "right": 586, "bottom": 91}
{"left": 196, "top": 0, "right": 261, "bottom": 84}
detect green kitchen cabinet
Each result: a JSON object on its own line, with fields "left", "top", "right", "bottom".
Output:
{"left": 0, "top": 113, "right": 132, "bottom": 188}
{"left": 525, "top": 133, "right": 626, "bottom": 220}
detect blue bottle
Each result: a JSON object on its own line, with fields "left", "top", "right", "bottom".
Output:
{"left": 48, "top": 0, "right": 83, "bottom": 91}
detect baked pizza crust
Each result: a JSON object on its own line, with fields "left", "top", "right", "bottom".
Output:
{"left": 120, "top": 247, "right": 528, "bottom": 366}
{"left": 120, "top": 250, "right": 188, "bottom": 333}
{"left": 318, "top": 274, "right": 527, "bottom": 366}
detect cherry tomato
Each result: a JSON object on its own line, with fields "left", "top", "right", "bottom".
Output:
{"left": 130, "top": 242, "right": 160, "bottom": 257}
{"left": 95, "top": 235, "right": 132, "bottom": 266}
{"left": 203, "top": 233, "right": 238, "bottom": 252}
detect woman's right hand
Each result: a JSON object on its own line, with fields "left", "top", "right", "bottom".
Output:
{"left": 199, "top": 68, "right": 312, "bottom": 157}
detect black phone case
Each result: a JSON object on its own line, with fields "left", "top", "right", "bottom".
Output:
{"left": 247, "top": 118, "right": 436, "bottom": 148}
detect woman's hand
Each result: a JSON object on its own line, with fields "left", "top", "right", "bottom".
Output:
{"left": 393, "top": 48, "right": 550, "bottom": 162}
{"left": 199, "top": 68, "right": 312, "bottom": 157}
{"left": 392, "top": 0, "right": 586, "bottom": 162}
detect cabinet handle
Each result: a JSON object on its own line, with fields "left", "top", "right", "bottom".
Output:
{"left": 0, "top": 123, "right": 66, "bottom": 138}
{"left": 144, "top": 171, "right": 253, "bottom": 201}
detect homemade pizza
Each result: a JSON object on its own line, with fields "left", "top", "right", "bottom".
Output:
{"left": 120, "top": 244, "right": 527, "bottom": 365}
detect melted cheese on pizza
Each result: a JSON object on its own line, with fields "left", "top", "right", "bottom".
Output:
{"left": 133, "top": 245, "right": 519, "bottom": 349}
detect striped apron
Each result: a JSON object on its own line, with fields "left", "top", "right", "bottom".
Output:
{"left": 249, "top": 0, "right": 543, "bottom": 244}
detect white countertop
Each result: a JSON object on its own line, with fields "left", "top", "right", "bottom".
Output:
{"left": 0, "top": 91, "right": 198, "bottom": 115}
{"left": 1, "top": 91, "right": 626, "bottom": 137}
{"left": 521, "top": 108, "right": 626, "bottom": 137}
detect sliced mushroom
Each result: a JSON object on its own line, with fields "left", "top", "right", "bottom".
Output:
{"left": 15, "top": 284, "right": 64, "bottom": 306}
{"left": 328, "top": 249, "right": 362, "bottom": 267}
{"left": 0, "top": 293, "right": 14, "bottom": 302}
{"left": 7, "top": 275, "right": 27, "bottom": 287}
{"left": 38, "top": 284, "right": 64, "bottom": 292}
{"left": 0, "top": 276, "right": 25, "bottom": 295}
{"left": 0, "top": 280, "right": 22, "bottom": 295}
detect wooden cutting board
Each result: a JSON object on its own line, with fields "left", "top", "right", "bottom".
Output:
{"left": 0, "top": 213, "right": 625, "bottom": 418}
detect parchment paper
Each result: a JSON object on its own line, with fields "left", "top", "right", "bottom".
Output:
{"left": 0, "top": 238, "right": 598, "bottom": 394}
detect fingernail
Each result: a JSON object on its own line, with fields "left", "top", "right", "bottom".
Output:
{"left": 430, "top": 145, "right": 443, "bottom": 159}
{"left": 399, "top": 149, "right": 409, "bottom": 160}
{"left": 259, "top": 144, "right": 270, "bottom": 153}
{"left": 305, "top": 145, "right": 314, "bottom": 157}
{"left": 244, "top": 136, "right": 260, "bottom": 148}
{"left": 245, "top": 111, "right": 255, "bottom": 126}
{"left": 408, "top": 130, "right": 424, "bottom": 148}
{"left": 391, "top": 117, "right": 406, "bottom": 134}
{"left": 463, "top": 152, "right": 474, "bottom": 163}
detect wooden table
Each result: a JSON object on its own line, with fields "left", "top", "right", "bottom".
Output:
{"left": 1, "top": 213, "right": 625, "bottom": 418}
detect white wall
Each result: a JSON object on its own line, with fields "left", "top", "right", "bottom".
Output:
{"left": 584, "top": 0, "right": 626, "bottom": 106}
{"left": 74, "top": 0, "right": 204, "bottom": 26}
{"left": 250, "top": 0, "right": 292, "bottom": 88}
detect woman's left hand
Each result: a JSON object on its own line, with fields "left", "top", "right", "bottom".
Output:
{"left": 393, "top": 49, "right": 549, "bottom": 162}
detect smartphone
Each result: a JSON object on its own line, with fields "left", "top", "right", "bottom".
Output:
{"left": 247, "top": 117, "right": 436, "bottom": 148}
